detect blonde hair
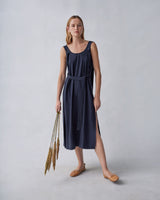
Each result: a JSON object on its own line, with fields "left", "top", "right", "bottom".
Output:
{"left": 65, "top": 15, "right": 85, "bottom": 44}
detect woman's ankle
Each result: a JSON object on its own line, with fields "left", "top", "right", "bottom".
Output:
{"left": 78, "top": 162, "right": 85, "bottom": 167}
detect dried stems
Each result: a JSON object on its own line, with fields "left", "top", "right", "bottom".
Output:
{"left": 44, "top": 111, "right": 61, "bottom": 175}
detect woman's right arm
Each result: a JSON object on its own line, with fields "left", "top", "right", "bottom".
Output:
{"left": 55, "top": 46, "right": 67, "bottom": 112}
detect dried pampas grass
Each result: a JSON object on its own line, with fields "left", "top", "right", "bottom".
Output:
{"left": 52, "top": 141, "right": 56, "bottom": 170}
{"left": 44, "top": 147, "right": 52, "bottom": 174}
{"left": 56, "top": 137, "right": 60, "bottom": 160}
{"left": 44, "top": 111, "right": 61, "bottom": 175}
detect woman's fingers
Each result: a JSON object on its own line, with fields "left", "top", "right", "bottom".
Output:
{"left": 55, "top": 100, "right": 61, "bottom": 112}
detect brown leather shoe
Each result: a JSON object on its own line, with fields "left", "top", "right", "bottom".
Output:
{"left": 103, "top": 173, "right": 119, "bottom": 182}
{"left": 70, "top": 163, "right": 86, "bottom": 177}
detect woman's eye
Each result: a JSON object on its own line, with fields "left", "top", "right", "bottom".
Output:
{"left": 70, "top": 24, "right": 82, "bottom": 28}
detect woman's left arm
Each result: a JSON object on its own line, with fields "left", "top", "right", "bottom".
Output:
{"left": 90, "top": 42, "right": 102, "bottom": 111}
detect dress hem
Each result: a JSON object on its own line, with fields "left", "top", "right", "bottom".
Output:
{"left": 63, "top": 144, "right": 96, "bottom": 150}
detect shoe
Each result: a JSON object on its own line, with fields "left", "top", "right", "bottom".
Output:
{"left": 103, "top": 173, "right": 119, "bottom": 182}
{"left": 70, "top": 163, "right": 86, "bottom": 177}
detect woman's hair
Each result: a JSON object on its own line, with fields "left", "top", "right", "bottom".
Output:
{"left": 65, "top": 15, "right": 85, "bottom": 44}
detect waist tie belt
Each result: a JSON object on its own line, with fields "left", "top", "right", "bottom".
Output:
{"left": 66, "top": 72, "right": 92, "bottom": 131}
{"left": 67, "top": 73, "right": 91, "bottom": 80}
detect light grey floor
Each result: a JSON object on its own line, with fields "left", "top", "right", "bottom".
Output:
{"left": 0, "top": 151, "right": 159, "bottom": 200}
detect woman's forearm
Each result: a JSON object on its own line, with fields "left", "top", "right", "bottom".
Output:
{"left": 95, "top": 71, "right": 101, "bottom": 98}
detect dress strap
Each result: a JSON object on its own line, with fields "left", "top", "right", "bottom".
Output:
{"left": 86, "top": 41, "right": 93, "bottom": 52}
{"left": 63, "top": 45, "right": 69, "bottom": 55}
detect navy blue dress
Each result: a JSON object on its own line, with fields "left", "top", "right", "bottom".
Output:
{"left": 62, "top": 40, "right": 101, "bottom": 150}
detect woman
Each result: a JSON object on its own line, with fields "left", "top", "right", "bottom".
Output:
{"left": 55, "top": 15, "right": 119, "bottom": 182}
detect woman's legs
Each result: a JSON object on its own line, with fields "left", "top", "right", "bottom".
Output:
{"left": 73, "top": 146, "right": 85, "bottom": 170}
{"left": 94, "top": 112, "right": 115, "bottom": 177}
{"left": 72, "top": 113, "right": 116, "bottom": 177}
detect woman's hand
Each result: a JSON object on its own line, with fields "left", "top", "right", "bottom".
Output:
{"left": 55, "top": 100, "right": 61, "bottom": 112}
{"left": 93, "top": 96, "right": 101, "bottom": 111}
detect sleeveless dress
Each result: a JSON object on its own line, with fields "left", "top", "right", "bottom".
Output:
{"left": 62, "top": 40, "right": 101, "bottom": 150}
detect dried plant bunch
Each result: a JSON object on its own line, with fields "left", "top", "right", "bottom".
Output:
{"left": 56, "top": 137, "right": 60, "bottom": 160}
{"left": 44, "top": 111, "right": 61, "bottom": 175}
{"left": 44, "top": 147, "right": 52, "bottom": 174}
{"left": 52, "top": 141, "right": 56, "bottom": 170}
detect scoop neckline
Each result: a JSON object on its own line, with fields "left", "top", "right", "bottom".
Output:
{"left": 66, "top": 41, "right": 90, "bottom": 54}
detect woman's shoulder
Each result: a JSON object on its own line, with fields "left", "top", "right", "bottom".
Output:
{"left": 89, "top": 40, "right": 96, "bottom": 45}
{"left": 60, "top": 45, "right": 67, "bottom": 52}
{"left": 59, "top": 45, "right": 68, "bottom": 58}
{"left": 90, "top": 40, "right": 97, "bottom": 49}
{"left": 86, "top": 40, "right": 96, "bottom": 46}
{"left": 60, "top": 44, "right": 68, "bottom": 54}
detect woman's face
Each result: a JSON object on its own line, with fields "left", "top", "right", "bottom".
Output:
{"left": 68, "top": 18, "right": 83, "bottom": 38}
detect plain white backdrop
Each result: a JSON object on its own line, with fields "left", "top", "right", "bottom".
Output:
{"left": 0, "top": 0, "right": 160, "bottom": 199}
